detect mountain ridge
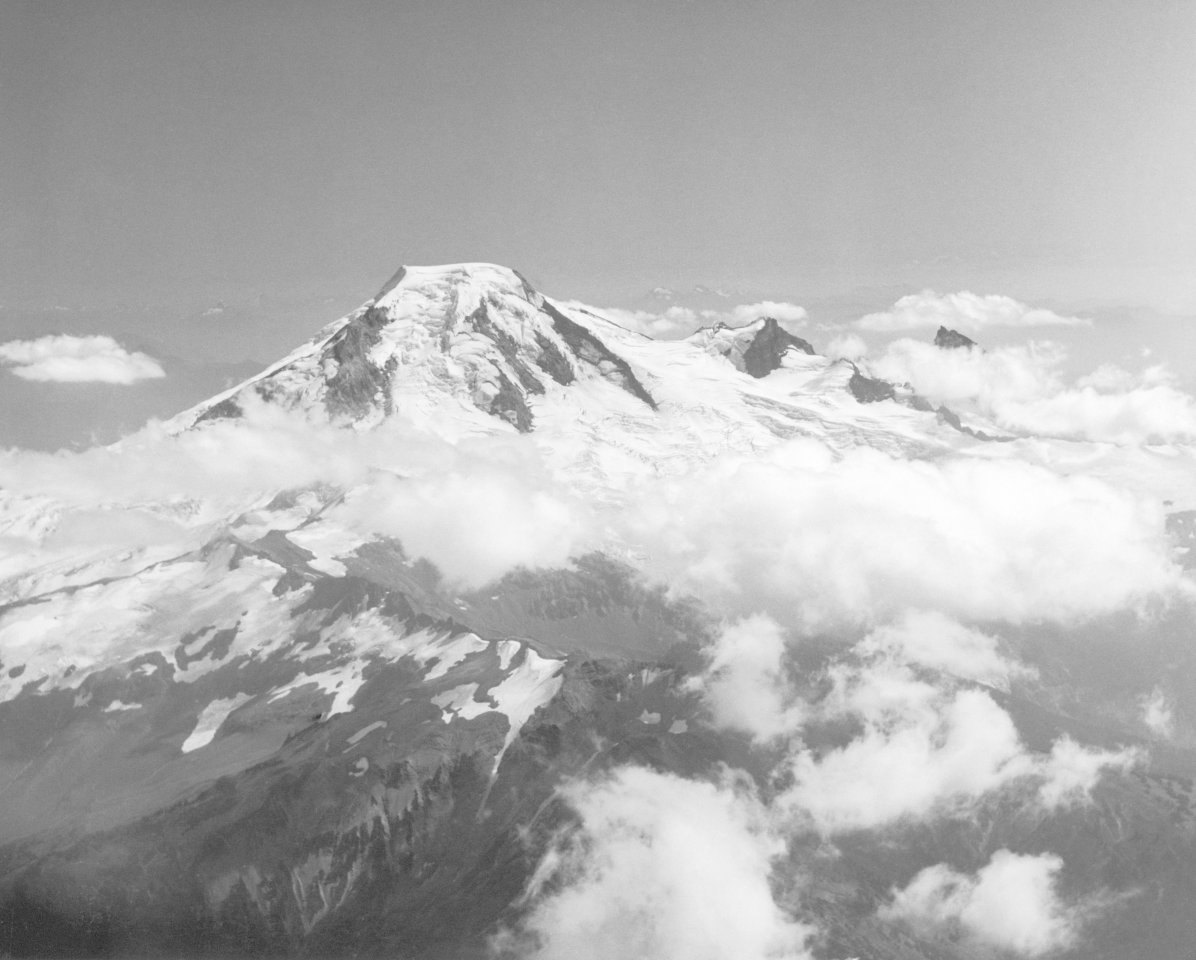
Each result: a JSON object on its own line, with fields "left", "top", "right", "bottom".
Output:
{"left": 2, "top": 261, "right": 1193, "bottom": 960}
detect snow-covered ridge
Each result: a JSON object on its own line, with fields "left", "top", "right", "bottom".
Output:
{"left": 174, "top": 262, "right": 659, "bottom": 437}
{"left": 168, "top": 261, "right": 972, "bottom": 467}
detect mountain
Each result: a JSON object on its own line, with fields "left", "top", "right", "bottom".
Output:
{"left": 1, "top": 263, "right": 1194, "bottom": 959}
{"left": 934, "top": 325, "right": 977, "bottom": 350}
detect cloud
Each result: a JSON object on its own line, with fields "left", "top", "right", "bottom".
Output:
{"left": 337, "top": 460, "right": 591, "bottom": 589}
{"left": 625, "top": 439, "right": 1182, "bottom": 629}
{"left": 785, "top": 681, "right": 1033, "bottom": 833}
{"left": 0, "top": 335, "right": 166, "bottom": 384}
{"left": 881, "top": 850, "right": 1081, "bottom": 956}
{"left": 854, "top": 610, "right": 1021, "bottom": 689}
{"left": 870, "top": 338, "right": 1196, "bottom": 443}
{"left": 722, "top": 301, "right": 808, "bottom": 327}
{"left": 779, "top": 639, "right": 1136, "bottom": 833}
{"left": 0, "top": 385, "right": 1184, "bottom": 626}
{"left": 823, "top": 333, "right": 867, "bottom": 361}
{"left": 497, "top": 766, "right": 814, "bottom": 960}
{"left": 690, "top": 615, "right": 805, "bottom": 741}
{"left": 0, "top": 402, "right": 593, "bottom": 588}
{"left": 856, "top": 291, "right": 1091, "bottom": 332}
{"left": 1141, "top": 686, "right": 1175, "bottom": 737}
{"left": 1037, "top": 738, "right": 1139, "bottom": 809}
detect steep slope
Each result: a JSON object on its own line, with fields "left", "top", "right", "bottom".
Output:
{"left": 180, "top": 264, "right": 656, "bottom": 436}
{"left": 687, "top": 315, "right": 815, "bottom": 377}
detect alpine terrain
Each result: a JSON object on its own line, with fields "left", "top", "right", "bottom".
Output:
{"left": 1, "top": 263, "right": 1194, "bottom": 960}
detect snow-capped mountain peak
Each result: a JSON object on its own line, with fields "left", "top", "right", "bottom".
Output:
{"left": 181, "top": 263, "right": 657, "bottom": 435}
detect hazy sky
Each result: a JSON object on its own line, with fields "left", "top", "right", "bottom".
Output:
{"left": 3, "top": 0, "right": 1194, "bottom": 312}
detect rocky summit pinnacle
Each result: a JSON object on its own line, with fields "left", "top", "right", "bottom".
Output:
{"left": 934, "top": 325, "right": 977, "bottom": 350}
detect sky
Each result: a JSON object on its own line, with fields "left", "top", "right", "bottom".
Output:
{"left": 3, "top": 0, "right": 1195, "bottom": 307}
{"left": 1, "top": 0, "right": 1195, "bottom": 446}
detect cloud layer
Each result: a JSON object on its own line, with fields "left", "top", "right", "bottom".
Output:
{"left": 857, "top": 290, "right": 1091, "bottom": 332}
{"left": 871, "top": 338, "right": 1196, "bottom": 443}
{"left": 625, "top": 440, "right": 1181, "bottom": 629}
{"left": 0, "top": 334, "right": 166, "bottom": 384}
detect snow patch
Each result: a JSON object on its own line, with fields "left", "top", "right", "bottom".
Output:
{"left": 181, "top": 693, "right": 253, "bottom": 752}
{"left": 496, "top": 639, "right": 521, "bottom": 671}
{"left": 486, "top": 649, "right": 565, "bottom": 768}
{"left": 345, "top": 720, "right": 387, "bottom": 748}
{"left": 267, "top": 662, "right": 364, "bottom": 718}
{"left": 432, "top": 682, "right": 491, "bottom": 721}
{"left": 423, "top": 632, "right": 489, "bottom": 680}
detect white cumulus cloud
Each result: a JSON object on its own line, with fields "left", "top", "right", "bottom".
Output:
{"left": 497, "top": 766, "right": 814, "bottom": 960}
{"left": 690, "top": 615, "right": 805, "bottom": 741}
{"left": 856, "top": 290, "right": 1091, "bottom": 332}
{"left": 1141, "top": 686, "right": 1175, "bottom": 738}
{"left": 722, "top": 300, "right": 808, "bottom": 327}
{"left": 824, "top": 332, "right": 868, "bottom": 361}
{"left": 780, "top": 639, "right": 1136, "bottom": 833}
{"left": 854, "top": 610, "right": 1022, "bottom": 689}
{"left": 871, "top": 338, "right": 1196, "bottom": 443}
{"left": 881, "top": 850, "right": 1082, "bottom": 956}
{"left": 0, "top": 334, "right": 166, "bottom": 384}
{"left": 625, "top": 439, "right": 1182, "bottom": 629}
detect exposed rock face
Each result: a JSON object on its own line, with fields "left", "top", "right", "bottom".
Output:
{"left": 742, "top": 317, "right": 815, "bottom": 378}
{"left": 323, "top": 306, "right": 399, "bottom": 420}
{"left": 848, "top": 367, "right": 897, "bottom": 403}
{"left": 934, "top": 326, "right": 977, "bottom": 350}
{"left": 540, "top": 300, "right": 657, "bottom": 409}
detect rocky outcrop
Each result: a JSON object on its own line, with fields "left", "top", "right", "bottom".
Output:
{"left": 324, "top": 306, "right": 397, "bottom": 420}
{"left": 934, "top": 326, "right": 977, "bottom": 350}
{"left": 848, "top": 367, "right": 897, "bottom": 403}
{"left": 742, "top": 317, "right": 815, "bottom": 378}
{"left": 541, "top": 300, "right": 657, "bottom": 409}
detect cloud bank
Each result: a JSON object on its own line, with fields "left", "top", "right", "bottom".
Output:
{"left": 871, "top": 338, "right": 1196, "bottom": 443}
{"left": 625, "top": 439, "right": 1181, "bottom": 629}
{"left": 1, "top": 402, "right": 1183, "bottom": 617}
{"left": 0, "top": 334, "right": 166, "bottom": 384}
{"left": 857, "top": 291, "right": 1091, "bottom": 332}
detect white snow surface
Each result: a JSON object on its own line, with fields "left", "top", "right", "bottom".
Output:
{"left": 181, "top": 693, "right": 253, "bottom": 752}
